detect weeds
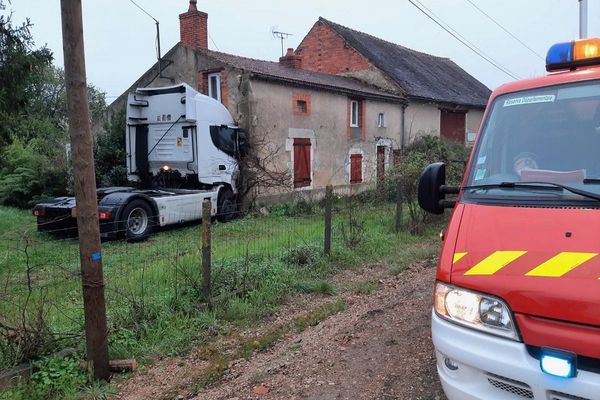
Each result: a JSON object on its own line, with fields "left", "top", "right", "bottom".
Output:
{"left": 295, "top": 280, "right": 336, "bottom": 295}
{"left": 0, "top": 199, "right": 445, "bottom": 399}
{"left": 348, "top": 281, "right": 380, "bottom": 294}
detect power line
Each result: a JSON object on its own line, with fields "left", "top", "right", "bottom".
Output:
{"left": 129, "top": 0, "right": 157, "bottom": 23}
{"left": 463, "top": 0, "right": 544, "bottom": 61}
{"left": 410, "top": 0, "right": 520, "bottom": 79}
{"left": 407, "top": 0, "right": 521, "bottom": 80}
{"left": 209, "top": 34, "right": 220, "bottom": 51}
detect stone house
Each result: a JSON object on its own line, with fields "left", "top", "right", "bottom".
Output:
{"left": 109, "top": 0, "right": 490, "bottom": 198}
{"left": 296, "top": 18, "right": 491, "bottom": 144}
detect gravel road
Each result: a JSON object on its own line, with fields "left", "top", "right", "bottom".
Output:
{"left": 193, "top": 260, "right": 446, "bottom": 400}
{"left": 117, "top": 260, "right": 446, "bottom": 400}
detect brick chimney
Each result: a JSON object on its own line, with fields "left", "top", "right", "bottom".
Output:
{"left": 279, "top": 48, "right": 303, "bottom": 68}
{"left": 179, "top": 0, "right": 208, "bottom": 50}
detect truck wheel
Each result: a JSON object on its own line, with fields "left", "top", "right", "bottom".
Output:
{"left": 217, "top": 189, "right": 236, "bottom": 222}
{"left": 122, "top": 200, "right": 154, "bottom": 241}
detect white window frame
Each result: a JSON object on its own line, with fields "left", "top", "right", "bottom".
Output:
{"left": 208, "top": 72, "right": 222, "bottom": 102}
{"left": 350, "top": 100, "right": 359, "bottom": 127}
{"left": 377, "top": 112, "right": 386, "bottom": 128}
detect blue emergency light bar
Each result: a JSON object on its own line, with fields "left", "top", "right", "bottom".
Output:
{"left": 546, "top": 38, "right": 600, "bottom": 72}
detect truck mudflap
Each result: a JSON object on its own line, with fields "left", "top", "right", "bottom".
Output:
{"left": 431, "top": 311, "right": 600, "bottom": 400}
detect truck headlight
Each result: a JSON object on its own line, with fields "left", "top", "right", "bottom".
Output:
{"left": 434, "top": 282, "right": 519, "bottom": 341}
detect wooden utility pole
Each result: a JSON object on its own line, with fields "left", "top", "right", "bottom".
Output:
{"left": 60, "top": 0, "right": 110, "bottom": 380}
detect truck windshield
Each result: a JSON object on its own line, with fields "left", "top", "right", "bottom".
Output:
{"left": 464, "top": 80, "right": 600, "bottom": 204}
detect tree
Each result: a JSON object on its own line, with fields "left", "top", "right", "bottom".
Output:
{"left": 0, "top": 3, "right": 107, "bottom": 208}
{"left": 94, "top": 108, "right": 128, "bottom": 187}
{"left": 0, "top": 4, "right": 53, "bottom": 146}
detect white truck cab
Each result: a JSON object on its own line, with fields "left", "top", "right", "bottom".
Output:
{"left": 33, "top": 84, "right": 247, "bottom": 241}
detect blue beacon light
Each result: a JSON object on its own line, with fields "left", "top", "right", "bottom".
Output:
{"left": 540, "top": 348, "right": 577, "bottom": 379}
{"left": 546, "top": 42, "right": 573, "bottom": 66}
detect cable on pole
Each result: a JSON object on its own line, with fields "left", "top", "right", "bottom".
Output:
{"left": 408, "top": 0, "right": 521, "bottom": 80}
{"left": 464, "top": 0, "right": 544, "bottom": 61}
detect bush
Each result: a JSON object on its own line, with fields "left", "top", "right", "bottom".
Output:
{"left": 94, "top": 109, "right": 127, "bottom": 187}
{"left": 385, "top": 136, "right": 471, "bottom": 232}
{"left": 282, "top": 245, "right": 322, "bottom": 266}
{"left": 0, "top": 137, "right": 69, "bottom": 208}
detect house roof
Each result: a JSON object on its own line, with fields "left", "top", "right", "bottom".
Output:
{"left": 318, "top": 18, "right": 491, "bottom": 108}
{"left": 197, "top": 48, "right": 405, "bottom": 102}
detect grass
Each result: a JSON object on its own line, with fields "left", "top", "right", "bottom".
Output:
{"left": 348, "top": 280, "right": 381, "bottom": 294}
{"left": 0, "top": 199, "right": 445, "bottom": 399}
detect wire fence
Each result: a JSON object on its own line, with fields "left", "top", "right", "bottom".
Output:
{"left": 0, "top": 186, "right": 405, "bottom": 372}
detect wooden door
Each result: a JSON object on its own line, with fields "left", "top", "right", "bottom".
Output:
{"left": 440, "top": 110, "right": 466, "bottom": 142}
{"left": 293, "top": 138, "right": 311, "bottom": 188}
{"left": 350, "top": 154, "right": 363, "bottom": 184}
{"left": 376, "top": 146, "right": 386, "bottom": 181}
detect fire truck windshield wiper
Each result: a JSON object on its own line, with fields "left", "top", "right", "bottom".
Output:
{"left": 463, "top": 181, "right": 600, "bottom": 202}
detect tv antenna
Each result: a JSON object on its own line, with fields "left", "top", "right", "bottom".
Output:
{"left": 271, "top": 26, "right": 294, "bottom": 57}
{"left": 129, "top": 0, "right": 163, "bottom": 77}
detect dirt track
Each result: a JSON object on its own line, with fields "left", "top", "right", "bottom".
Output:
{"left": 117, "top": 261, "right": 446, "bottom": 400}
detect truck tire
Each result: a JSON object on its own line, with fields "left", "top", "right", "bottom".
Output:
{"left": 217, "top": 189, "right": 236, "bottom": 222}
{"left": 122, "top": 199, "right": 154, "bottom": 242}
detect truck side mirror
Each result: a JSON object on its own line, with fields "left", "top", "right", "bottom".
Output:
{"left": 418, "top": 162, "right": 458, "bottom": 214}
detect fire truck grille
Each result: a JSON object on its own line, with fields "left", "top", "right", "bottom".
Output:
{"left": 486, "top": 373, "right": 534, "bottom": 399}
{"left": 549, "top": 391, "right": 590, "bottom": 400}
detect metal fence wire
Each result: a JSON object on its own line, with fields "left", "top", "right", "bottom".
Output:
{"left": 0, "top": 187, "right": 402, "bottom": 371}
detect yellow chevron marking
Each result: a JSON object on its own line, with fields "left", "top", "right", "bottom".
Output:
{"left": 453, "top": 252, "right": 467, "bottom": 264}
{"left": 525, "top": 252, "right": 597, "bottom": 277}
{"left": 464, "top": 251, "right": 527, "bottom": 276}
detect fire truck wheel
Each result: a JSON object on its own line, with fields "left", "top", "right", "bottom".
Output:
{"left": 217, "top": 189, "right": 236, "bottom": 222}
{"left": 122, "top": 200, "right": 154, "bottom": 242}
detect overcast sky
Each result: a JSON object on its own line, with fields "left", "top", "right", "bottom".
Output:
{"left": 8, "top": 0, "right": 600, "bottom": 101}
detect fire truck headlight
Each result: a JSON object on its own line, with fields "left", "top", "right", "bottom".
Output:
{"left": 434, "top": 282, "right": 519, "bottom": 341}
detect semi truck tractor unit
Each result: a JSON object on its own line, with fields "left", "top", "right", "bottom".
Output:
{"left": 33, "top": 83, "right": 247, "bottom": 241}
{"left": 419, "top": 38, "right": 600, "bottom": 399}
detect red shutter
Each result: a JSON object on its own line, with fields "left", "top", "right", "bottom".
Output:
{"left": 350, "top": 154, "right": 363, "bottom": 184}
{"left": 440, "top": 110, "right": 466, "bottom": 142}
{"left": 293, "top": 138, "right": 311, "bottom": 188}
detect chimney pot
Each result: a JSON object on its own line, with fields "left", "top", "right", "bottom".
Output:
{"left": 179, "top": 0, "right": 208, "bottom": 50}
{"left": 279, "top": 48, "right": 303, "bottom": 69}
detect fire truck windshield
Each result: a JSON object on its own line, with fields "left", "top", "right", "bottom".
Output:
{"left": 464, "top": 80, "right": 600, "bottom": 204}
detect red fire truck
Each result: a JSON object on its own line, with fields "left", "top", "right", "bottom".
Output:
{"left": 419, "top": 38, "right": 600, "bottom": 399}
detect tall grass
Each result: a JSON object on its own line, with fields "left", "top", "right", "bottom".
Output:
{"left": 0, "top": 200, "right": 444, "bottom": 399}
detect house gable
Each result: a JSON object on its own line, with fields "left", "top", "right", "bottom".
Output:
{"left": 296, "top": 19, "right": 404, "bottom": 97}
{"left": 298, "top": 17, "right": 491, "bottom": 108}
{"left": 296, "top": 19, "right": 371, "bottom": 74}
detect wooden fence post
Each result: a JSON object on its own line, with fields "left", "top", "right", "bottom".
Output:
{"left": 324, "top": 185, "right": 333, "bottom": 256}
{"left": 395, "top": 180, "right": 403, "bottom": 233}
{"left": 202, "top": 199, "right": 212, "bottom": 302}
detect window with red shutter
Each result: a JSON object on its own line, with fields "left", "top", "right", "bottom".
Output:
{"left": 293, "top": 138, "right": 312, "bottom": 188}
{"left": 350, "top": 154, "right": 363, "bottom": 184}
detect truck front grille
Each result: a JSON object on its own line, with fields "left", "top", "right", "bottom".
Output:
{"left": 486, "top": 373, "right": 533, "bottom": 399}
{"left": 549, "top": 391, "right": 590, "bottom": 400}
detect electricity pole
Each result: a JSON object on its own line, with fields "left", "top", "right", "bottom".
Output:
{"left": 60, "top": 0, "right": 110, "bottom": 380}
{"left": 579, "top": 0, "right": 588, "bottom": 39}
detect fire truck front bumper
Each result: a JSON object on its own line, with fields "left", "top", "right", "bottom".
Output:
{"left": 431, "top": 310, "right": 600, "bottom": 400}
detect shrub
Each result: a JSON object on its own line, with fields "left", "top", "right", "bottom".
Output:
{"left": 282, "top": 245, "right": 321, "bottom": 267}
{"left": 0, "top": 137, "right": 69, "bottom": 208}
{"left": 385, "top": 136, "right": 471, "bottom": 232}
{"left": 94, "top": 109, "right": 127, "bottom": 187}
